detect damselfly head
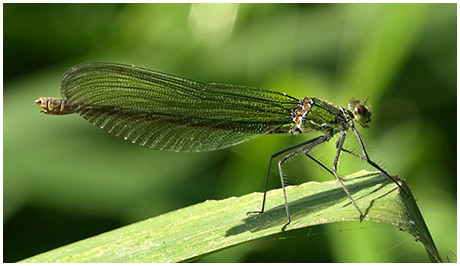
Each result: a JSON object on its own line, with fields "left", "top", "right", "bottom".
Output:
{"left": 348, "top": 99, "right": 371, "bottom": 128}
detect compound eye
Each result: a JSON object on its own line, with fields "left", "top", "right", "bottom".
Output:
{"left": 354, "top": 105, "right": 362, "bottom": 115}
{"left": 349, "top": 100, "right": 371, "bottom": 128}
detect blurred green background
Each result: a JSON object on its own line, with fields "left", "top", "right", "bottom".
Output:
{"left": 3, "top": 3, "right": 456, "bottom": 263}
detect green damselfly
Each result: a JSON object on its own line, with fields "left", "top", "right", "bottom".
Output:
{"left": 35, "top": 62, "right": 406, "bottom": 230}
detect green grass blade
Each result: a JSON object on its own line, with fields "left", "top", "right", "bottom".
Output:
{"left": 19, "top": 170, "right": 440, "bottom": 263}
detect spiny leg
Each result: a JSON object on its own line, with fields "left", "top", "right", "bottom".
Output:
{"left": 303, "top": 153, "right": 334, "bottom": 176}
{"left": 247, "top": 135, "right": 330, "bottom": 231}
{"left": 332, "top": 130, "right": 364, "bottom": 219}
{"left": 278, "top": 135, "right": 331, "bottom": 231}
{"left": 348, "top": 125, "right": 408, "bottom": 196}
{"left": 303, "top": 152, "right": 365, "bottom": 218}
{"left": 247, "top": 135, "right": 328, "bottom": 216}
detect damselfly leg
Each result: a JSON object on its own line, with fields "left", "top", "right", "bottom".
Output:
{"left": 343, "top": 125, "right": 408, "bottom": 196}
{"left": 247, "top": 135, "right": 332, "bottom": 231}
{"left": 248, "top": 125, "right": 406, "bottom": 231}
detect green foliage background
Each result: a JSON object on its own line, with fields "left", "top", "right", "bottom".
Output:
{"left": 4, "top": 3, "right": 456, "bottom": 262}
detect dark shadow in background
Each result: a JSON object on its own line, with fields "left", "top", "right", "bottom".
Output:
{"left": 4, "top": 205, "right": 124, "bottom": 262}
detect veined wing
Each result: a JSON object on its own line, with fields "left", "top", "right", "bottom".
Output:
{"left": 61, "top": 62, "right": 299, "bottom": 152}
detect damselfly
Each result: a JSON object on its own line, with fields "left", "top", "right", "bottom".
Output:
{"left": 35, "top": 62, "right": 406, "bottom": 230}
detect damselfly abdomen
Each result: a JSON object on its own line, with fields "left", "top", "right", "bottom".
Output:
{"left": 35, "top": 62, "right": 405, "bottom": 230}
